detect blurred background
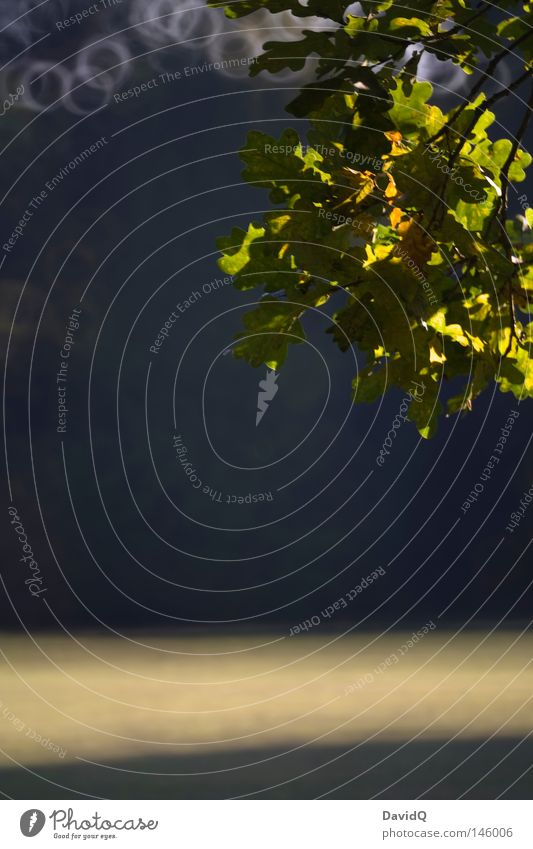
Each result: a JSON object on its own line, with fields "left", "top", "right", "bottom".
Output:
{"left": 0, "top": 0, "right": 532, "bottom": 799}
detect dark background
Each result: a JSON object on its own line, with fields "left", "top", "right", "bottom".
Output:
{"left": 1, "top": 8, "right": 532, "bottom": 634}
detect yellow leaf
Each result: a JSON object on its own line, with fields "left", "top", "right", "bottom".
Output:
{"left": 374, "top": 244, "right": 394, "bottom": 260}
{"left": 269, "top": 215, "right": 291, "bottom": 234}
{"left": 466, "top": 332, "right": 485, "bottom": 352}
{"left": 427, "top": 309, "right": 446, "bottom": 332}
{"left": 339, "top": 168, "right": 376, "bottom": 204}
{"left": 384, "top": 130, "right": 408, "bottom": 157}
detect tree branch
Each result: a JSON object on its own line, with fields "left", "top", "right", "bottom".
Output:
{"left": 427, "top": 28, "right": 533, "bottom": 147}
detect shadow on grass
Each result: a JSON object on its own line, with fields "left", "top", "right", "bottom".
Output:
{"left": 1, "top": 738, "right": 531, "bottom": 799}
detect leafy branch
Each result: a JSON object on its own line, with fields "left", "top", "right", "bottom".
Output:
{"left": 208, "top": 0, "right": 533, "bottom": 435}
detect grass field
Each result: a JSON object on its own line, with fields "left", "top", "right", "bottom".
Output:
{"left": 0, "top": 628, "right": 531, "bottom": 798}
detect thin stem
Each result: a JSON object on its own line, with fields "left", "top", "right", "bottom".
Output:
{"left": 487, "top": 78, "right": 533, "bottom": 244}
{"left": 428, "top": 2, "right": 490, "bottom": 41}
{"left": 485, "top": 66, "right": 532, "bottom": 108}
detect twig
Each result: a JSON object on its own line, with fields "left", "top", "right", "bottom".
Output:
{"left": 427, "top": 28, "right": 533, "bottom": 147}
{"left": 495, "top": 79, "right": 533, "bottom": 240}
{"left": 497, "top": 81, "right": 533, "bottom": 356}
{"left": 427, "top": 2, "right": 490, "bottom": 42}
{"left": 428, "top": 74, "right": 533, "bottom": 234}
{"left": 485, "top": 66, "right": 532, "bottom": 108}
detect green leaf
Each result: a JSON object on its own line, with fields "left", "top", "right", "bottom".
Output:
{"left": 217, "top": 224, "right": 265, "bottom": 278}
